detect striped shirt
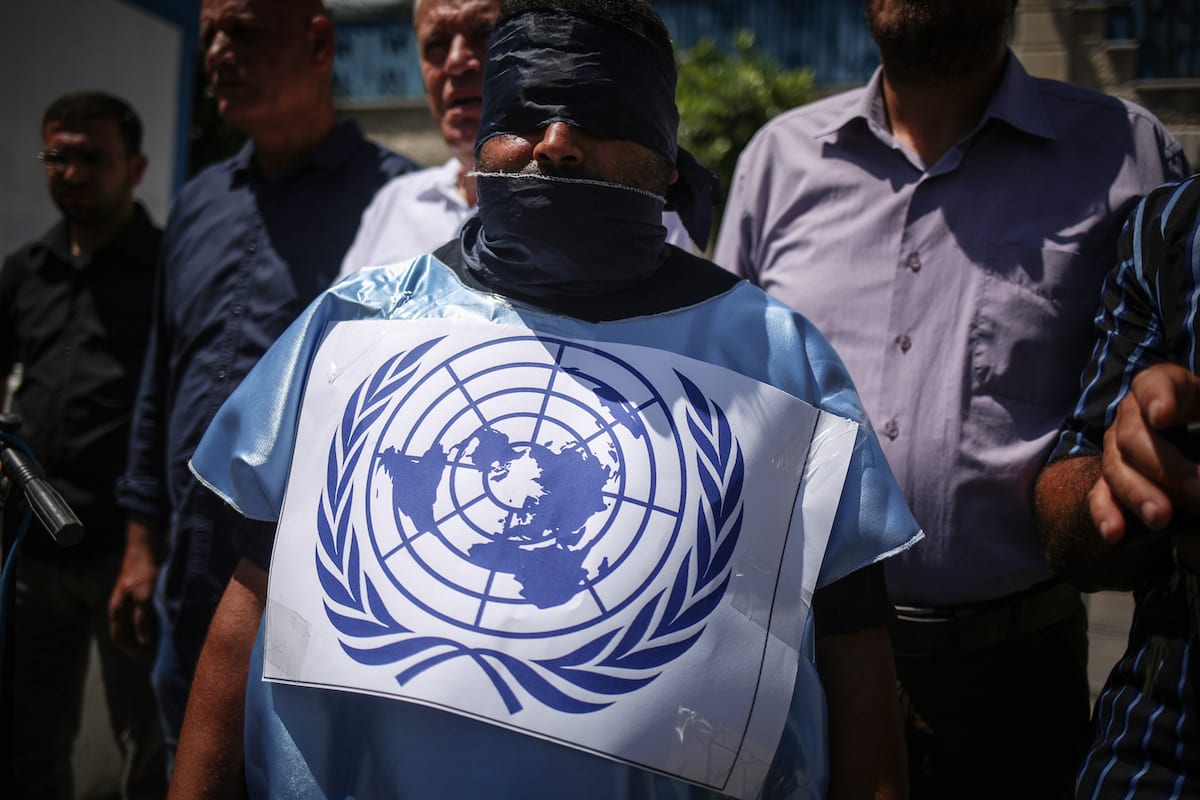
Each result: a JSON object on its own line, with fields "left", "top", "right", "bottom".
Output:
{"left": 1051, "top": 173, "right": 1200, "bottom": 461}
{"left": 1050, "top": 173, "right": 1200, "bottom": 799}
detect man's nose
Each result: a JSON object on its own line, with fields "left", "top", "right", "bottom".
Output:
{"left": 445, "top": 34, "right": 482, "bottom": 76}
{"left": 61, "top": 161, "right": 85, "bottom": 182}
{"left": 533, "top": 122, "right": 584, "bottom": 169}
{"left": 205, "top": 30, "right": 234, "bottom": 73}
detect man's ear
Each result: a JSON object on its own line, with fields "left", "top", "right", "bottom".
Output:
{"left": 669, "top": 168, "right": 679, "bottom": 186}
{"left": 308, "top": 15, "right": 335, "bottom": 71}
{"left": 130, "top": 154, "right": 148, "bottom": 188}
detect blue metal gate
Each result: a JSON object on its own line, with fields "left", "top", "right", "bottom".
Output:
{"left": 653, "top": 0, "right": 878, "bottom": 86}
{"left": 329, "top": 0, "right": 1200, "bottom": 101}
{"left": 1127, "top": 0, "right": 1200, "bottom": 78}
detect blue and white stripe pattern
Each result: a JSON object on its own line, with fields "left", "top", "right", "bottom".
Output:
{"left": 1051, "top": 174, "right": 1200, "bottom": 462}
{"left": 1049, "top": 173, "right": 1200, "bottom": 799}
{"left": 1076, "top": 573, "right": 1200, "bottom": 798}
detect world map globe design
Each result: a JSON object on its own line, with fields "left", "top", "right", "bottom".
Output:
{"left": 362, "top": 336, "right": 690, "bottom": 638}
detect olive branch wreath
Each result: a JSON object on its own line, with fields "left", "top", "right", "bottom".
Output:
{"left": 315, "top": 339, "right": 745, "bottom": 715}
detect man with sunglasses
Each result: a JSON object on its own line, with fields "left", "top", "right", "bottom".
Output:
{"left": 1, "top": 91, "right": 165, "bottom": 799}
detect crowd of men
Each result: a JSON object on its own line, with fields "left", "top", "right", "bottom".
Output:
{"left": 1, "top": 0, "right": 1196, "bottom": 798}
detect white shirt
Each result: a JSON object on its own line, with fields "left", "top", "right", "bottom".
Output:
{"left": 338, "top": 159, "right": 472, "bottom": 280}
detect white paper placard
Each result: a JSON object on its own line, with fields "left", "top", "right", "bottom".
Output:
{"left": 264, "top": 319, "right": 856, "bottom": 798}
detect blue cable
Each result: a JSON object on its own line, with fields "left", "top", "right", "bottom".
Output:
{"left": 0, "top": 508, "right": 31, "bottom": 662}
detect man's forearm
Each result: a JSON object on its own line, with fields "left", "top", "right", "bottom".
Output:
{"left": 124, "top": 511, "right": 167, "bottom": 558}
{"left": 817, "top": 626, "right": 906, "bottom": 800}
{"left": 109, "top": 513, "right": 168, "bottom": 658}
{"left": 1034, "top": 456, "right": 1165, "bottom": 591}
{"left": 169, "top": 558, "right": 267, "bottom": 800}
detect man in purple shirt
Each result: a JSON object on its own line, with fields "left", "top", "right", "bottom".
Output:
{"left": 715, "top": 1, "right": 1188, "bottom": 797}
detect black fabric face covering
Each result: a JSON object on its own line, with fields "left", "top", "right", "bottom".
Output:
{"left": 465, "top": 173, "right": 669, "bottom": 299}
{"left": 464, "top": 10, "right": 721, "bottom": 297}
{"left": 477, "top": 11, "right": 679, "bottom": 161}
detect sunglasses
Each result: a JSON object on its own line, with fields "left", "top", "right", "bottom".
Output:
{"left": 37, "top": 148, "right": 124, "bottom": 172}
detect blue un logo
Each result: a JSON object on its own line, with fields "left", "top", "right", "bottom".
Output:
{"left": 317, "top": 333, "right": 744, "bottom": 714}
{"left": 364, "top": 336, "right": 687, "bottom": 637}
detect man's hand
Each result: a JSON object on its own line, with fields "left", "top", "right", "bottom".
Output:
{"left": 108, "top": 513, "right": 166, "bottom": 660}
{"left": 1090, "top": 363, "right": 1200, "bottom": 544}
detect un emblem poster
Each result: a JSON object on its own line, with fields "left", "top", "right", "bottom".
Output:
{"left": 264, "top": 319, "right": 857, "bottom": 798}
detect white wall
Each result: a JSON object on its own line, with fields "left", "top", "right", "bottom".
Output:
{"left": 1, "top": 0, "right": 182, "bottom": 257}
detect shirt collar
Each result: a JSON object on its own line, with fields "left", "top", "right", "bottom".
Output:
{"left": 104, "top": 202, "right": 158, "bottom": 264}
{"left": 418, "top": 158, "right": 471, "bottom": 211}
{"left": 979, "top": 53, "right": 1057, "bottom": 141}
{"left": 813, "top": 51, "right": 1057, "bottom": 143}
{"left": 230, "top": 119, "right": 366, "bottom": 182}
{"left": 34, "top": 218, "right": 74, "bottom": 266}
{"left": 31, "top": 202, "right": 156, "bottom": 270}
{"left": 808, "top": 67, "right": 887, "bottom": 139}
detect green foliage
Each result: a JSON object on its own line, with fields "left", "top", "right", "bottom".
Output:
{"left": 676, "top": 29, "right": 815, "bottom": 203}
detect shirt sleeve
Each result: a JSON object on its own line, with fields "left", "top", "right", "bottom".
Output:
{"left": 1048, "top": 178, "right": 1192, "bottom": 463}
{"left": 235, "top": 519, "right": 279, "bottom": 571}
{"left": 811, "top": 563, "right": 891, "bottom": 638}
{"left": 712, "top": 130, "right": 772, "bottom": 283}
{"left": 116, "top": 246, "right": 171, "bottom": 517}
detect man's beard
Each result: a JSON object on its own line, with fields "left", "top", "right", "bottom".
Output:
{"left": 52, "top": 190, "right": 124, "bottom": 228}
{"left": 868, "top": 0, "right": 1013, "bottom": 85}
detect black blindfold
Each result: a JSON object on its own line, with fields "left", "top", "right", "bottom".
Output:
{"left": 475, "top": 10, "right": 721, "bottom": 247}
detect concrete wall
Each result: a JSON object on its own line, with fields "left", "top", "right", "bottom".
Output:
{"left": 1, "top": 0, "right": 184, "bottom": 258}
{"left": 1013, "top": 0, "right": 1200, "bottom": 168}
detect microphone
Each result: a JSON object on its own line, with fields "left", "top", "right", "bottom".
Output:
{"left": 0, "top": 415, "right": 83, "bottom": 548}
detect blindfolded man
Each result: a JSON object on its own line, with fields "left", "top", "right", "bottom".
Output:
{"left": 334, "top": 0, "right": 696, "bottom": 280}
{"left": 170, "top": 3, "right": 921, "bottom": 798}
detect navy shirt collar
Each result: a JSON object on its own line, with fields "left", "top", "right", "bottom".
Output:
{"left": 37, "top": 218, "right": 74, "bottom": 265}
{"left": 230, "top": 119, "right": 367, "bottom": 183}
{"left": 32, "top": 202, "right": 157, "bottom": 270}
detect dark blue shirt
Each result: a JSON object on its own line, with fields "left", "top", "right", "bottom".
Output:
{"left": 117, "top": 121, "right": 414, "bottom": 644}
